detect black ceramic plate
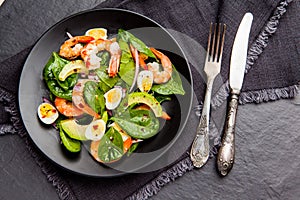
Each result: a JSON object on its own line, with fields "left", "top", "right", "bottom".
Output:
{"left": 19, "top": 8, "right": 192, "bottom": 177}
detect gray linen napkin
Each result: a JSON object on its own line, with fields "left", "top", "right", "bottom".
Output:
{"left": 0, "top": 0, "right": 299, "bottom": 199}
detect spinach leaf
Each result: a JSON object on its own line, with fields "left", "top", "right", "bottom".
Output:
{"left": 96, "top": 51, "right": 110, "bottom": 66}
{"left": 127, "top": 143, "right": 139, "bottom": 156}
{"left": 54, "top": 73, "right": 77, "bottom": 92}
{"left": 45, "top": 80, "right": 73, "bottom": 101}
{"left": 111, "top": 109, "right": 160, "bottom": 139}
{"left": 75, "top": 114, "right": 94, "bottom": 125}
{"left": 118, "top": 39, "right": 132, "bottom": 63}
{"left": 44, "top": 53, "right": 55, "bottom": 81}
{"left": 151, "top": 66, "right": 185, "bottom": 95}
{"left": 119, "top": 61, "right": 135, "bottom": 86}
{"left": 51, "top": 53, "right": 78, "bottom": 91}
{"left": 43, "top": 52, "right": 77, "bottom": 101}
{"left": 129, "top": 109, "right": 152, "bottom": 126}
{"left": 154, "top": 94, "right": 172, "bottom": 103}
{"left": 118, "top": 29, "right": 156, "bottom": 58}
{"left": 98, "top": 81, "right": 111, "bottom": 93}
{"left": 97, "top": 127, "right": 124, "bottom": 163}
{"left": 102, "top": 111, "right": 109, "bottom": 123}
{"left": 95, "top": 67, "right": 119, "bottom": 88}
{"left": 118, "top": 39, "right": 135, "bottom": 86}
{"left": 83, "top": 81, "right": 105, "bottom": 115}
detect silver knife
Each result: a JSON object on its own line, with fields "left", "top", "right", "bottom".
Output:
{"left": 217, "top": 13, "right": 253, "bottom": 176}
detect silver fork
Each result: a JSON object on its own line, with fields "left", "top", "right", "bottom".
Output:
{"left": 190, "top": 23, "right": 226, "bottom": 168}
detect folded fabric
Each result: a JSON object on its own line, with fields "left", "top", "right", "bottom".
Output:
{"left": 98, "top": 0, "right": 299, "bottom": 105}
{"left": 0, "top": 0, "right": 299, "bottom": 199}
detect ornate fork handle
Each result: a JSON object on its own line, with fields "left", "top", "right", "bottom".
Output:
{"left": 190, "top": 78, "right": 214, "bottom": 168}
{"left": 190, "top": 115, "right": 209, "bottom": 168}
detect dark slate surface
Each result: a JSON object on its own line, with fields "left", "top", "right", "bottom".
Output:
{"left": 152, "top": 99, "right": 300, "bottom": 200}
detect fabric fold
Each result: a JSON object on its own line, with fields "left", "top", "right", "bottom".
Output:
{"left": 211, "top": 0, "right": 297, "bottom": 108}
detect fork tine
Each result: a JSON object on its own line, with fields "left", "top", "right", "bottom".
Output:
{"left": 206, "top": 23, "right": 213, "bottom": 62}
{"left": 218, "top": 24, "right": 226, "bottom": 62}
{"left": 214, "top": 23, "right": 221, "bottom": 62}
{"left": 210, "top": 23, "right": 217, "bottom": 62}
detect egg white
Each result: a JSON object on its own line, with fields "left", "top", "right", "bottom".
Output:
{"left": 104, "top": 87, "right": 123, "bottom": 110}
{"left": 85, "top": 119, "right": 106, "bottom": 141}
{"left": 137, "top": 70, "right": 153, "bottom": 92}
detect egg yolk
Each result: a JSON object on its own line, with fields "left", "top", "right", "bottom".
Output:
{"left": 40, "top": 104, "right": 56, "bottom": 118}
{"left": 142, "top": 76, "right": 152, "bottom": 92}
{"left": 86, "top": 29, "right": 107, "bottom": 40}
{"left": 107, "top": 89, "right": 121, "bottom": 103}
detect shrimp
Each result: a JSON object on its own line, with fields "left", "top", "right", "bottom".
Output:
{"left": 129, "top": 44, "right": 148, "bottom": 69}
{"left": 147, "top": 47, "right": 173, "bottom": 84}
{"left": 54, "top": 97, "right": 84, "bottom": 117}
{"left": 72, "top": 79, "right": 100, "bottom": 119}
{"left": 59, "top": 36, "right": 94, "bottom": 60}
{"left": 81, "top": 38, "right": 121, "bottom": 77}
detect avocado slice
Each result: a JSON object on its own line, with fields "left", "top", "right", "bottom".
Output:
{"left": 128, "top": 92, "right": 162, "bottom": 117}
{"left": 59, "top": 126, "right": 81, "bottom": 153}
{"left": 58, "top": 60, "right": 87, "bottom": 81}
{"left": 61, "top": 119, "right": 88, "bottom": 141}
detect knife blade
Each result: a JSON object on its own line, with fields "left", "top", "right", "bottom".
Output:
{"left": 217, "top": 12, "right": 253, "bottom": 176}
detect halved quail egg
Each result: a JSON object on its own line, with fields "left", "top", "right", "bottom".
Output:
{"left": 85, "top": 28, "right": 108, "bottom": 40}
{"left": 137, "top": 70, "right": 153, "bottom": 92}
{"left": 85, "top": 119, "right": 106, "bottom": 141}
{"left": 37, "top": 102, "right": 59, "bottom": 124}
{"left": 104, "top": 87, "right": 123, "bottom": 110}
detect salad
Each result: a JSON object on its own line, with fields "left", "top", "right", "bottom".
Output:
{"left": 37, "top": 28, "right": 185, "bottom": 164}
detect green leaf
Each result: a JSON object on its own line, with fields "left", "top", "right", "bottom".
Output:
{"left": 75, "top": 114, "right": 94, "bottom": 125}
{"left": 45, "top": 80, "right": 73, "bottom": 101}
{"left": 43, "top": 52, "right": 77, "bottom": 101}
{"left": 127, "top": 143, "right": 139, "bottom": 156}
{"left": 118, "top": 29, "right": 156, "bottom": 58}
{"left": 83, "top": 81, "right": 105, "bottom": 115}
{"left": 98, "top": 81, "right": 111, "bottom": 93}
{"left": 119, "top": 62, "right": 135, "bottom": 86}
{"left": 151, "top": 66, "right": 185, "bottom": 95}
{"left": 118, "top": 39, "right": 131, "bottom": 59}
{"left": 95, "top": 68, "right": 119, "bottom": 88}
{"left": 102, "top": 111, "right": 109, "bottom": 123}
{"left": 111, "top": 109, "right": 160, "bottom": 139}
{"left": 97, "top": 51, "right": 110, "bottom": 66}
{"left": 97, "top": 127, "right": 124, "bottom": 163}
{"left": 129, "top": 109, "right": 152, "bottom": 126}
{"left": 154, "top": 94, "right": 172, "bottom": 103}
{"left": 118, "top": 29, "right": 130, "bottom": 42}
{"left": 51, "top": 53, "right": 78, "bottom": 91}
{"left": 118, "top": 39, "right": 135, "bottom": 86}
{"left": 65, "top": 73, "right": 78, "bottom": 88}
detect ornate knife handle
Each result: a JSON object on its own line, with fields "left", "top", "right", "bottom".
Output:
{"left": 217, "top": 90, "right": 239, "bottom": 176}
